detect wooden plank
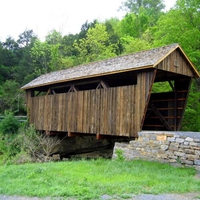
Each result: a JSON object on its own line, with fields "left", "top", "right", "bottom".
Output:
{"left": 96, "top": 89, "right": 101, "bottom": 134}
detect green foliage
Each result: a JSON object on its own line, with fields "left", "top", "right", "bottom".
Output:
{"left": 0, "top": 111, "right": 20, "bottom": 134}
{"left": 0, "top": 132, "right": 21, "bottom": 163}
{"left": 115, "top": 149, "right": 125, "bottom": 161}
{"left": 74, "top": 23, "right": 117, "bottom": 64}
{"left": 0, "top": 160, "right": 199, "bottom": 198}
{"left": 121, "top": 36, "right": 151, "bottom": 54}
{"left": 181, "top": 82, "right": 200, "bottom": 131}
{"left": 0, "top": 80, "right": 25, "bottom": 114}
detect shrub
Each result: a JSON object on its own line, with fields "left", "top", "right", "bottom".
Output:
{"left": 115, "top": 149, "right": 125, "bottom": 161}
{"left": 17, "top": 125, "right": 63, "bottom": 162}
{"left": 0, "top": 111, "right": 20, "bottom": 134}
{"left": 0, "top": 131, "right": 21, "bottom": 164}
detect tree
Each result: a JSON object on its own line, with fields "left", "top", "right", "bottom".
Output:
{"left": 17, "top": 29, "right": 37, "bottom": 47}
{"left": 119, "top": 0, "right": 165, "bottom": 14}
{"left": 78, "top": 20, "right": 98, "bottom": 39}
{"left": 0, "top": 80, "right": 25, "bottom": 114}
{"left": 30, "top": 40, "right": 52, "bottom": 75}
{"left": 45, "top": 30, "right": 62, "bottom": 45}
{"left": 120, "top": 36, "right": 151, "bottom": 54}
{"left": 74, "top": 23, "right": 117, "bottom": 64}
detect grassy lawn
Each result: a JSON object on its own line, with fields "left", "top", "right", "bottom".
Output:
{"left": 0, "top": 159, "right": 199, "bottom": 199}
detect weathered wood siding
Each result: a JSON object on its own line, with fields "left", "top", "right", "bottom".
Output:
{"left": 156, "top": 49, "right": 195, "bottom": 77}
{"left": 27, "top": 71, "right": 155, "bottom": 137}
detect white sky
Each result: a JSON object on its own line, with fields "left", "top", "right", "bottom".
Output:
{"left": 0, "top": 0, "right": 176, "bottom": 42}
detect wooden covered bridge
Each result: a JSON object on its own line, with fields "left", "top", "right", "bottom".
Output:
{"left": 22, "top": 44, "right": 199, "bottom": 138}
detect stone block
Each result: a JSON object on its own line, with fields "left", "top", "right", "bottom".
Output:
{"left": 170, "top": 143, "right": 179, "bottom": 148}
{"left": 157, "top": 135, "right": 167, "bottom": 141}
{"left": 176, "top": 138, "right": 185, "bottom": 143}
{"left": 152, "top": 149, "right": 158, "bottom": 154}
{"left": 183, "top": 142, "right": 189, "bottom": 145}
{"left": 174, "top": 135, "right": 180, "bottom": 138}
{"left": 167, "top": 137, "right": 176, "bottom": 142}
{"left": 149, "top": 135, "right": 157, "bottom": 140}
{"left": 184, "top": 160, "right": 194, "bottom": 165}
{"left": 159, "top": 154, "right": 168, "bottom": 159}
{"left": 186, "top": 154, "right": 199, "bottom": 161}
{"left": 180, "top": 144, "right": 190, "bottom": 149}
{"left": 169, "top": 146, "right": 179, "bottom": 151}
{"left": 185, "top": 137, "right": 194, "bottom": 142}
{"left": 195, "top": 150, "right": 200, "bottom": 156}
{"left": 174, "top": 152, "right": 185, "bottom": 157}
{"left": 191, "top": 146, "right": 200, "bottom": 150}
{"left": 194, "top": 160, "right": 200, "bottom": 166}
{"left": 190, "top": 142, "right": 199, "bottom": 146}
{"left": 52, "top": 154, "right": 60, "bottom": 161}
{"left": 194, "top": 139, "right": 200, "bottom": 142}
{"left": 166, "top": 150, "right": 173, "bottom": 156}
{"left": 169, "top": 159, "right": 177, "bottom": 163}
{"left": 183, "top": 149, "right": 194, "bottom": 154}
{"left": 129, "top": 140, "right": 136, "bottom": 144}
{"left": 169, "top": 155, "right": 178, "bottom": 159}
{"left": 161, "top": 145, "right": 169, "bottom": 151}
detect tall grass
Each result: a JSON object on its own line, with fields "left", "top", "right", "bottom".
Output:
{"left": 0, "top": 159, "right": 199, "bottom": 199}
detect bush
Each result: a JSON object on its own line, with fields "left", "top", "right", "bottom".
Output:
{"left": 0, "top": 132, "right": 21, "bottom": 164}
{"left": 0, "top": 111, "right": 20, "bottom": 134}
{"left": 17, "top": 125, "right": 63, "bottom": 162}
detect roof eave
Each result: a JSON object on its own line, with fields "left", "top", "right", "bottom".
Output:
{"left": 21, "top": 65, "right": 153, "bottom": 90}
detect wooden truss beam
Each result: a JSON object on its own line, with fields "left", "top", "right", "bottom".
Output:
{"left": 150, "top": 104, "right": 172, "bottom": 131}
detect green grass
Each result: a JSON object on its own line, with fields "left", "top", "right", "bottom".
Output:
{"left": 0, "top": 159, "right": 199, "bottom": 199}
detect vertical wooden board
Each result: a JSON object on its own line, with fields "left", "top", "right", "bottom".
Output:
{"left": 115, "top": 87, "right": 120, "bottom": 135}
{"left": 122, "top": 87, "right": 127, "bottom": 136}
{"left": 51, "top": 95, "right": 56, "bottom": 131}
{"left": 111, "top": 87, "right": 116, "bottom": 135}
{"left": 76, "top": 91, "right": 83, "bottom": 132}
{"left": 44, "top": 96, "right": 49, "bottom": 131}
{"left": 82, "top": 91, "right": 87, "bottom": 133}
{"left": 107, "top": 88, "right": 112, "bottom": 135}
{"left": 118, "top": 87, "right": 122, "bottom": 136}
{"left": 95, "top": 89, "right": 100, "bottom": 134}
{"left": 57, "top": 94, "right": 62, "bottom": 131}
{"left": 130, "top": 86, "right": 136, "bottom": 137}
{"left": 86, "top": 90, "right": 90, "bottom": 133}
{"left": 39, "top": 96, "right": 44, "bottom": 130}
{"left": 126, "top": 86, "right": 131, "bottom": 136}
{"left": 33, "top": 97, "right": 37, "bottom": 129}
{"left": 66, "top": 93, "right": 69, "bottom": 131}
{"left": 72, "top": 92, "right": 77, "bottom": 132}
{"left": 46, "top": 96, "right": 50, "bottom": 131}
{"left": 67, "top": 93, "right": 72, "bottom": 132}
{"left": 62, "top": 93, "right": 67, "bottom": 131}
{"left": 135, "top": 73, "right": 141, "bottom": 134}
{"left": 61, "top": 93, "right": 66, "bottom": 131}
{"left": 104, "top": 89, "right": 108, "bottom": 134}
{"left": 99, "top": 89, "right": 104, "bottom": 134}
{"left": 90, "top": 90, "right": 95, "bottom": 133}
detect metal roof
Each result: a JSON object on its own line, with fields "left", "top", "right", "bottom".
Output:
{"left": 21, "top": 44, "right": 199, "bottom": 90}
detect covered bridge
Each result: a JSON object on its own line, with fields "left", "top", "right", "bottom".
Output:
{"left": 22, "top": 44, "right": 199, "bottom": 138}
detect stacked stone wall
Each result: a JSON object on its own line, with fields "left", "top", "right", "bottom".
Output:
{"left": 112, "top": 131, "right": 200, "bottom": 167}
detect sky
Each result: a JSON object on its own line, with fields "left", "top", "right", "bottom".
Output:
{"left": 0, "top": 0, "right": 176, "bottom": 42}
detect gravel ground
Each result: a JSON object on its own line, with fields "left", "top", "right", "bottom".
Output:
{"left": 0, "top": 193, "right": 200, "bottom": 200}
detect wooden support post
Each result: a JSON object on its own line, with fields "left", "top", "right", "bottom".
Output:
{"left": 150, "top": 104, "right": 172, "bottom": 131}
{"left": 168, "top": 80, "right": 177, "bottom": 131}
{"left": 174, "top": 90, "right": 177, "bottom": 131}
